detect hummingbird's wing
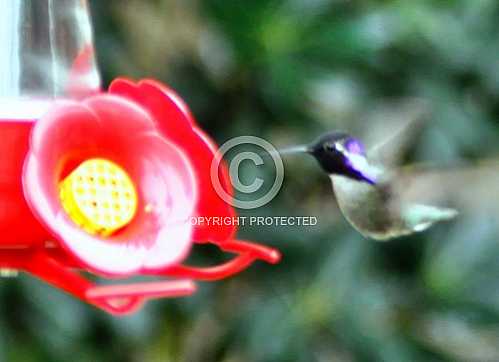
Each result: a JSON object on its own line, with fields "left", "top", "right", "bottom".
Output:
{"left": 393, "top": 160, "right": 499, "bottom": 215}
{"left": 362, "top": 98, "right": 430, "bottom": 167}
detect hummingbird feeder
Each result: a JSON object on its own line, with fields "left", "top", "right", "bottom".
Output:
{"left": 0, "top": 0, "right": 280, "bottom": 315}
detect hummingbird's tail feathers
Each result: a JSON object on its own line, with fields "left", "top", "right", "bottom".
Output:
{"left": 396, "top": 161, "right": 499, "bottom": 216}
{"left": 403, "top": 204, "right": 458, "bottom": 233}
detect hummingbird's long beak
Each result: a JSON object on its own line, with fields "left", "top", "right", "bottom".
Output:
{"left": 276, "top": 145, "right": 311, "bottom": 155}
{"left": 257, "top": 144, "right": 310, "bottom": 159}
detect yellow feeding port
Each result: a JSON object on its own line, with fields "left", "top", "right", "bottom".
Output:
{"left": 59, "top": 158, "right": 138, "bottom": 237}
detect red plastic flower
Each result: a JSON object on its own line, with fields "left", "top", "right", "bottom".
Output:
{"left": 24, "top": 94, "right": 198, "bottom": 275}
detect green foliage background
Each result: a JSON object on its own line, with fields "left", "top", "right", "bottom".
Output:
{"left": 3, "top": 1, "right": 499, "bottom": 361}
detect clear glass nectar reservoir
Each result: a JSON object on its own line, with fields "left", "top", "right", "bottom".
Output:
{"left": 0, "top": 0, "right": 99, "bottom": 109}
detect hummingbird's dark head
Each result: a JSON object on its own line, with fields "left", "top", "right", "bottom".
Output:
{"left": 307, "top": 132, "right": 376, "bottom": 184}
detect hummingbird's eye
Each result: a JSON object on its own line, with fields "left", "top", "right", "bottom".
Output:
{"left": 324, "top": 142, "right": 335, "bottom": 152}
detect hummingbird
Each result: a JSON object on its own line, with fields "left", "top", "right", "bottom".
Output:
{"left": 276, "top": 101, "right": 474, "bottom": 240}
{"left": 299, "top": 131, "right": 458, "bottom": 240}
